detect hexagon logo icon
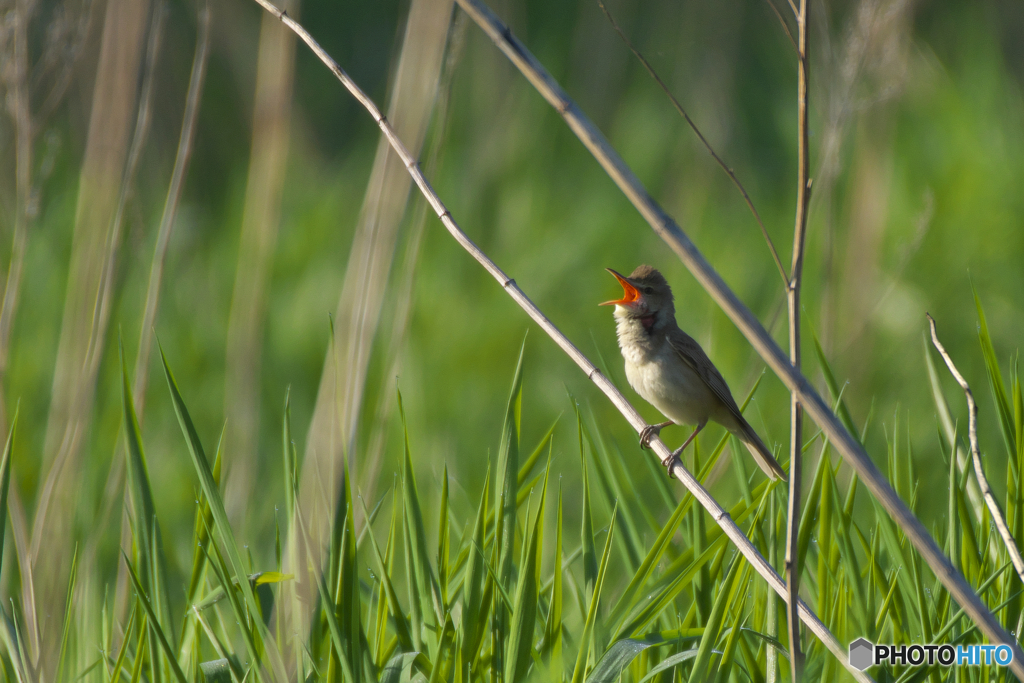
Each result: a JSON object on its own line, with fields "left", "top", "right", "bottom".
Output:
{"left": 849, "top": 638, "right": 875, "bottom": 671}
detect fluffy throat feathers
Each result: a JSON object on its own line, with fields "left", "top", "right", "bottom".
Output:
{"left": 640, "top": 314, "right": 656, "bottom": 330}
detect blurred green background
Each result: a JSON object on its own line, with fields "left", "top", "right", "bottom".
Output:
{"left": 1, "top": 0, "right": 1023, "bottom": 629}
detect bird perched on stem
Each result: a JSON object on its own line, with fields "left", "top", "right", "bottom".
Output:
{"left": 601, "top": 265, "right": 785, "bottom": 480}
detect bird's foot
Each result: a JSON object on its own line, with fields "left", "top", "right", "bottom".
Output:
{"left": 640, "top": 421, "right": 673, "bottom": 449}
{"left": 660, "top": 447, "right": 684, "bottom": 479}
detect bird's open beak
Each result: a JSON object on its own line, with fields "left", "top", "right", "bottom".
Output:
{"left": 600, "top": 268, "right": 641, "bottom": 306}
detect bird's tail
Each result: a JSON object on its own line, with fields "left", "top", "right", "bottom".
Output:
{"left": 735, "top": 420, "right": 787, "bottom": 481}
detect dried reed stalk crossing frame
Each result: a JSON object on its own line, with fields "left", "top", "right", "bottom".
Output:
{"left": 453, "top": 0, "right": 1024, "bottom": 675}
{"left": 246, "top": 1, "right": 871, "bottom": 679}
{"left": 927, "top": 314, "right": 1024, "bottom": 586}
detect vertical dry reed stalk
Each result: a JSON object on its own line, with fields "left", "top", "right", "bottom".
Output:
{"left": 223, "top": 0, "right": 299, "bottom": 529}
{"left": 0, "top": 0, "right": 33, "bottom": 436}
{"left": 295, "top": 0, "right": 453, "bottom": 564}
{"left": 95, "top": 1, "right": 210, "bottom": 636}
{"left": 282, "top": 0, "right": 454, "bottom": 668}
{"left": 784, "top": 0, "right": 810, "bottom": 677}
{"left": 245, "top": 3, "right": 872, "bottom": 678}
{"left": 360, "top": 10, "right": 467, "bottom": 505}
{"left": 30, "top": 0, "right": 151, "bottom": 670}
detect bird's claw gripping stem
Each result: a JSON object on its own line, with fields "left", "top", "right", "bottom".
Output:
{"left": 660, "top": 448, "right": 683, "bottom": 480}
{"left": 640, "top": 421, "right": 673, "bottom": 449}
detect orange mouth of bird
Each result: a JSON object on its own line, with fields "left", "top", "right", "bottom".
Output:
{"left": 600, "top": 269, "right": 641, "bottom": 307}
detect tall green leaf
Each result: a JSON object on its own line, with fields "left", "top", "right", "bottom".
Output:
{"left": 571, "top": 502, "right": 617, "bottom": 683}
{"left": 462, "top": 464, "right": 490, "bottom": 664}
{"left": 159, "top": 347, "right": 287, "bottom": 682}
{"left": 0, "top": 406, "right": 17, "bottom": 586}
{"left": 397, "top": 388, "right": 443, "bottom": 639}
{"left": 542, "top": 483, "right": 564, "bottom": 676}
{"left": 686, "top": 552, "right": 744, "bottom": 683}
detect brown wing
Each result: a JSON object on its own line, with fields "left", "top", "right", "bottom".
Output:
{"left": 665, "top": 327, "right": 743, "bottom": 420}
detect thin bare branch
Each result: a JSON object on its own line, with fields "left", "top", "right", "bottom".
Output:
{"left": 763, "top": 0, "right": 798, "bottom": 51}
{"left": 244, "top": 1, "right": 870, "bottom": 678}
{"left": 597, "top": 0, "right": 789, "bottom": 289}
{"left": 784, "top": 0, "right": 811, "bottom": 678}
{"left": 927, "top": 314, "right": 1024, "bottom": 586}
{"left": 450, "top": 0, "right": 1024, "bottom": 673}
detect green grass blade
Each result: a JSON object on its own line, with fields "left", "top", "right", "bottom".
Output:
{"left": 583, "top": 414, "right": 642, "bottom": 570}
{"left": 542, "top": 483, "right": 564, "bottom": 676}
{"left": 504, "top": 493, "right": 541, "bottom": 683}
{"left": 974, "top": 288, "right": 1017, "bottom": 464}
{"left": 199, "top": 523, "right": 266, "bottom": 678}
{"left": 121, "top": 341, "right": 175, "bottom": 645}
{"left": 638, "top": 650, "right": 701, "bottom": 683}
{"left": 462, "top": 464, "right": 490, "bottom": 663}
{"left": 55, "top": 545, "right": 78, "bottom": 683}
{"left": 571, "top": 502, "right": 617, "bottom": 683}
{"left": 427, "top": 613, "right": 455, "bottom": 683}
{"left": 575, "top": 400, "right": 598, "bottom": 604}
{"left": 686, "top": 551, "right": 744, "bottom": 683}
{"left": 159, "top": 347, "right": 286, "bottom": 682}
{"left": 380, "top": 652, "right": 421, "bottom": 683}
{"left": 812, "top": 331, "right": 860, "bottom": 442}
{"left": 282, "top": 388, "right": 298, "bottom": 523}
{"left": 180, "top": 427, "right": 223, "bottom": 652}
{"left": 438, "top": 463, "right": 450, "bottom": 610}
{"left": 797, "top": 441, "right": 830, "bottom": 577}
{"left": 109, "top": 605, "right": 138, "bottom": 683}
{"left": 608, "top": 493, "right": 689, "bottom": 635}
{"left": 0, "top": 406, "right": 16, "bottom": 589}
{"left": 518, "top": 417, "right": 558, "bottom": 486}
{"left": 817, "top": 451, "right": 833, "bottom": 624}
{"left": 585, "top": 639, "right": 653, "bottom": 683}
{"left": 362, "top": 498, "right": 417, "bottom": 654}
{"left": 397, "top": 389, "right": 443, "bottom": 633}
{"left": 371, "top": 486, "right": 400, "bottom": 667}
{"left": 714, "top": 605, "right": 749, "bottom": 683}
{"left": 305, "top": 521, "right": 357, "bottom": 683}
{"left": 494, "top": 339, "right": 526, "bottom": 667}
{"left": 129, "top": 615, "right": 149, "bottom": 683}
{"left": 123, "top": 552, "right": 188, "bottom": 683}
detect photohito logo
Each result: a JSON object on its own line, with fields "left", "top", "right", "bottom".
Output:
{"left": 848, "top": 638, "right": 1014, "bottom": 671}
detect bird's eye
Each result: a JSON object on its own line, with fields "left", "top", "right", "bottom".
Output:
{"left": 644, "top": 287, "right": 654, "bottom": 294}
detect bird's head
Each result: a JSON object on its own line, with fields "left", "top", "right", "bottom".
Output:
{"left": 601, "top": 265, "right": 675, "bottom": 329}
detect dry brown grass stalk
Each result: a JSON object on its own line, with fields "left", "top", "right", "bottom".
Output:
{"left": 223, "top": 0, "right": 299, "bottom": 528}
{"left": 295, "top": 0, "right": 453, "bottom": 556}
{"left": 927, "top": 314, "right": 1024, "bottom": 586}
{"left": 784, "top": 0, "right": 811, "bottom": 677}
{"left": 94, "top": 0, "right": 210, "bottom": 636}
{"left": 243, "top": 1, "right": 872, "bottom": 678}
{"left": 31, "top": 0, "right": 152, "bottom": 667}
{"left": 452, "top": 0, "right": 1024, "bottom": 673}
{"left": 285, "top": 0, "right": 455, "bottom": 668}
{"left": 360, "top": 10, "right": 467, "bottom": 505}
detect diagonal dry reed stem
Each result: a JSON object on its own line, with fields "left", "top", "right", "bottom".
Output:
{"left": 927, "top": 314, "right": 1024, "bottom": 586}
{"left": 243, "top": 1, "right": 871, "bottom": 678}
{"left": 453, "top": 0, "right": 1024, "bottom": 674}
{"left": 763, "top": 0, "right": 798, "bottom": 51}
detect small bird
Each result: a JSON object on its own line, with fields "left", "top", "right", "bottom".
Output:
{"left": 601, "top": 265, "right": 786, "bottom": 480}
